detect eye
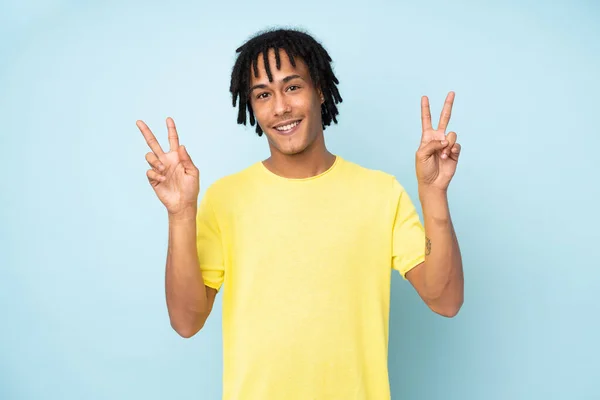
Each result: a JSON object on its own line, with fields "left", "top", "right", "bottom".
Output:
{"left": 256, "top": 92, "right": 269, "bottom": 100}
{"left": 286, "top": 85, "right": 300, "bottom": 92}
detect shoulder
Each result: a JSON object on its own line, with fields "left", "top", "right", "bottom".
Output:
{"left": 199, "top": 162, "right": 264, "bottom": 214}
{"left": 338, "top": 156, "right": 407, "bottom": 193}
{"left": 203, "top": 162, "right": 260, "bottom": 196}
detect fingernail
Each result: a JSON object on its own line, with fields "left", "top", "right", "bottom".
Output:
{"left": 441, "top": 140, "right": 448, "bottom": 145}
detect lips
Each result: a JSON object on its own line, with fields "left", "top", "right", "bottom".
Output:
{"left": 273, "top": 119, "right": 302, "bottom": 135}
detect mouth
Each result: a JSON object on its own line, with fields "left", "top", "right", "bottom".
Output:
{"left": 273, "top": 119, "right": 302, "bottom": 135}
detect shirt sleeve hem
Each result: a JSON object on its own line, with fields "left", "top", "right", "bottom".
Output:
{"left": 398, "top": 255, "right": 426, "bottom": 280}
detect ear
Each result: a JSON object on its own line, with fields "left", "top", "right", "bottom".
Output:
{"left": 317, "top": 88, "right": 325, "bottom": 104}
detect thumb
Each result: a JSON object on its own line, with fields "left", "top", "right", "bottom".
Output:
{"left": 418, "top": 139, "right": 448, "bottom": 158}
{"left": 178, "top": 145, "right": 198, "bottom": 173}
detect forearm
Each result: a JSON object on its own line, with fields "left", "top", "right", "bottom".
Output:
{"left": 166, "top": 208, "right": 209, "bottom": 335}
{"left": 418, "top": 188, "right": 464, "bottom": 314}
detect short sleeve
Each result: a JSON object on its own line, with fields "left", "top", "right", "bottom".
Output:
{"left": 196, "top": 188, "right": 225, "bottom": 291}
{"left": 391, "top": 178, "right": 426, "bottom": 279}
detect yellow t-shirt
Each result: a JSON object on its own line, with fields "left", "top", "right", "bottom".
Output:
{"left": 196, "top": 155, "right": 425, "bottom": 400}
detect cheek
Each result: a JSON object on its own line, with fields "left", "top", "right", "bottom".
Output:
{"left": 309, "top": 97, "right": 322, "bottom": 124}
{"left": 251, "top": 104, "right": 269, "bottom": 126}
{"left": 293, "top": 94, "right": 321, "bottom": 118}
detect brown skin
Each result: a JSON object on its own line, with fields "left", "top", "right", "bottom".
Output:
{"left": 406, "top": 92, "right": 464, "bottom": 317}
{"left": 249, "top": 50, "right": 463, "bottom": 317}
{"left": 249, "top": 49, "right": 463, "bottom": 317}
{"left": 134, "top": 49, "right": 336, "bottom": 338}
{"left": 136, "top": 49, "right": 463, "bottom": 338}
{"left": 248, "top": 48, "right": 336, "bottom": 179}
{"left": 136, "top": 118, "right": 218, "bottom": 338}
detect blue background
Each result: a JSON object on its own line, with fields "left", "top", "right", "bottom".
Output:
{"left": 1, "top": 0, "right": 599, "bottom": 399}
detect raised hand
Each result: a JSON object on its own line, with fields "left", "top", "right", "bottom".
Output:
{"left": 137, "top": 117, "right": 200, "bottom": 217}
{"left": 415, "top": 91, "right": 462, "bottom": 192}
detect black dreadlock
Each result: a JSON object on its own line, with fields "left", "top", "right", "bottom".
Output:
{"left": 229, "top": 28, "right": 343, "bottom": 136}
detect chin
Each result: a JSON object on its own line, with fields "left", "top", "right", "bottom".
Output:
{"left": 265, "top": 133, "right": 310, "bottom": 156}
{"left": 275, "top": 142, "right": 309, "bottom": 156}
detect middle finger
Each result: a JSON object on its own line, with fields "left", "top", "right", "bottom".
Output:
{"left": 437, "top": 91, "right": 455, "bottom": 133}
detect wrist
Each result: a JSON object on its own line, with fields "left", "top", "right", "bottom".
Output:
{"left": 168, "top": 206, "right": 197, "bottom": 223}
{"left": 418, "top": 186, "right": 450, "bottom": 223}
{"left": 418, "top": 185, "right": 448, "bottom": 201}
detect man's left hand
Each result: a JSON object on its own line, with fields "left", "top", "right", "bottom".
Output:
{"left": 415, "top": 91, "right": 461, "bottom": 193}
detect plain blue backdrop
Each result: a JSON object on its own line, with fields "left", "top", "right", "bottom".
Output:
{"left": 1, "top": 0, "right": 599, "bottom": 399}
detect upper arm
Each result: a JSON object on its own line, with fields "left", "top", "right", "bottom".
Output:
{"left": 195, "top": 286, "right": 218, "bottom": 333}
{"left": 390, "top": 178, "right": 426, "bottom": 279}
{"left": 405, "top": 262, "right": 444, "bottom": 314}
{"left": 205, "top": 285, "right": 218, "bottom": 316}
{"left": 405, "top": 261, "right": 428, "bottom": 298}
{"left": 406, "top": 262, "right": 462, "bottom": 318}
{"left": 196, "top": 188, "right": 225, "bottom": 291}
{"left": 406, "top": 262, "right": 446, "bottom": 314}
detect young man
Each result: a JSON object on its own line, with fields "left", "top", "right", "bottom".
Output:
{"left": 137, "top": 28, "right": 463, "bottom": 400}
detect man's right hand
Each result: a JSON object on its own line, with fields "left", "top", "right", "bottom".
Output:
{"left": 136, "top": 117, "right": 200, "bottom": 217}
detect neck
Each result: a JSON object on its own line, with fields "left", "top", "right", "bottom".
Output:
{"left": 263, "top": 134, "right": 336, "bottom": 179}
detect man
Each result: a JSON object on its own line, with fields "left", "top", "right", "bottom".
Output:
{"left": 136, "top": 28, "right": 463, "bottom": 400}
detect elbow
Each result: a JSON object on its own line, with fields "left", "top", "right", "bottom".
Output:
{"left": 172, "top": 323, "right": 202, "bottom": 339}
{"left": 429, "top": 297, "right": 463, "bottom": 318}
{"left": 174, "top": 326, "right": 200, "bottom": 338}
{"left": 434, "top": 305, "right": 461, "bottom": 318}
{"left": 170, "top": 317, "right": 207, "bottom": 339}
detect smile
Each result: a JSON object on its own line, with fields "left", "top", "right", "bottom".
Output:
{"left": 274, "top": 120, "right": 302, "bottom": 135}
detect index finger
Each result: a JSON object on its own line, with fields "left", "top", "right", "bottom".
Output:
{"left": 421, "top": 96, "right": 433, "bottom": 133}
{"left": 136, "top": 120, "right": 165, "bottom": 157}
{"left": 437, "top": 91, "right": 455, "bottom": 132}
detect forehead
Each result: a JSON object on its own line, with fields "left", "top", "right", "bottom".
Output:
{"left": 249, "top": 48, "right": 310, "bottom": 85}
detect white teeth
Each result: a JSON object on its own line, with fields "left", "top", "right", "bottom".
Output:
{"left": 275, "top": 121, "right": 300, "bottom": 131}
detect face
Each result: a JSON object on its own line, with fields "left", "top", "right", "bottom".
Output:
{"left": 248, "top": 48, "right": 324, "bottom": 156}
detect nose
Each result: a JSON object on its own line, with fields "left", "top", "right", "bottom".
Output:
{"left": 273, "top": 92, "right": 291, "bottom": 116}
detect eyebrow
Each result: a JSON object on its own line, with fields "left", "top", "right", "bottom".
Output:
{"left": 249, "top": 74, "right": 304, "bottom": 94}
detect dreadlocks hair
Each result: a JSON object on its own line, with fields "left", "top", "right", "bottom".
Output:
{"left": 229, "top": 28, "right": 343, "bottom": 136}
